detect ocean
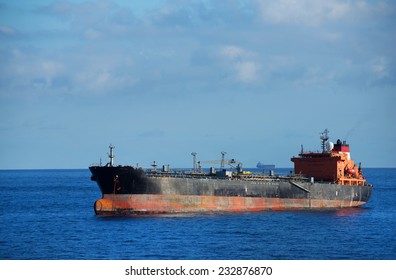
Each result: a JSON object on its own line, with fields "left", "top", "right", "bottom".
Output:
{"left": 0, "top": 168, "right": 395, "bottom": 260}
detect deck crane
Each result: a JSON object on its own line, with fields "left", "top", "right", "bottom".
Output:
{"left": 196, "top": 151, "right": 243, "bottom": 173}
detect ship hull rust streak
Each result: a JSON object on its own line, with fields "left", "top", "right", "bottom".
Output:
{"left": 89, "top": 169, "right": 372, "bottom": 215}
{"left": 94, "top": 194, "right": 367, "bottom": 216}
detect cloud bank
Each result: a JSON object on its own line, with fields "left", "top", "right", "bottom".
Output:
{"left": 0, "top": 0, "right": 395, "bottom": 168}
{"left": 1, "top": 0, "right": 394, "bottom": 97}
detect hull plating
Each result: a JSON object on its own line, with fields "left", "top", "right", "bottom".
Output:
{"left": 94, "top": 194, "right": 367, "bottom": 216}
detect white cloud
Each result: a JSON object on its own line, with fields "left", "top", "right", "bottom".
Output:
{"left": 257, "top": 0, "right": 396, "bottom": 27}
{"left": 219, "top": 45, "right": 260, "bottom": 84}
{"left": 220, "top": 46, "right": 246, "bottom": 59}
{"left": 0, "top": 45, "right": 140, "bottom": 95}
{"left": 294, "top": 67, "right": 335, "bottom": 87}
{"left": 68, "top": 53, "right": 138, "bottom": 93}
{"left": 76, "top": 69, "right": 111, "bottom": 91}
{"left": 235, "top": 61, "right": 259, "bottom": 83}
{"left": 372, "top": 57, "right": 390, "bottom": 78}
{"left": 40, "top": 60, "right": 64, "bottom": 86}
{"left": 41, "top": 61, "right": 63, "bottom": 76}
{"left": 258, "top": 0, "right": 351, "bottom": 25}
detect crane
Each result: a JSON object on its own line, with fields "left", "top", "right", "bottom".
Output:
{"left": 197, "top": 151, "right": 243, "bottom": 172}
{"left": 198, "top": 159, "right": 238, "bottom": 167}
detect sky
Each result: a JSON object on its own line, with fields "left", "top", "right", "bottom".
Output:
{"left": 0, "top": 0, "right": 395, "bottom": 169}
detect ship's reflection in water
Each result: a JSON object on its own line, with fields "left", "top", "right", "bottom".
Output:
{"left": 335, "top": 207, "right": 368, "bottom": 217}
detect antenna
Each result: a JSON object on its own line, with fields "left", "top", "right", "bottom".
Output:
{"left": 320, "top": 129, "right": 329, "bottom": 152}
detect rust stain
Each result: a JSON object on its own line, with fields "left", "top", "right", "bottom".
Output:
{"left": 95, "top": 194, "right": 364, "bottom": 215}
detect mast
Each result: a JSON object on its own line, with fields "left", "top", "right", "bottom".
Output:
{"left": 151, "top": 161, "right": 157, "bottom": 173}
{"left": 191, "top": 152, "right": 197, "bottom": 172}
{"left": 108, "top": 144, "right": 115, "bottom": 167}
{"left": 221, "top": 151, "right": 227, "bottom": 169}
{"left": 320, "top": 129, "right": 329, "bottom": 152}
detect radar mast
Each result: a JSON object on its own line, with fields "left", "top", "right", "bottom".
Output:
{"left": 320, "top": 129, "right": 329, "bottom": 152}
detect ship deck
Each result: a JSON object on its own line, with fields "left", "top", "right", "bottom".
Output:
{"left": 144, "top": 170, "right": 310, "bottom": 182}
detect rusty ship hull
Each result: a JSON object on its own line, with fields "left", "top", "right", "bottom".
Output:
{"left": 89, "top": 166, "right": 372, "bottom": 216}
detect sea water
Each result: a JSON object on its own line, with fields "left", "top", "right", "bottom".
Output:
{"left": 0, "top": 168, "right": 395, "bottom": 260}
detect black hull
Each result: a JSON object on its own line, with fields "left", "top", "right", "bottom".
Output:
{"left": 89, "top": 166, "right": 372, "bottom": 204}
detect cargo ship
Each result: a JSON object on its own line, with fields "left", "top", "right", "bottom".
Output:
{"left": 89, "top": 130, "right": 372, "bottom": 216}
{"left": 256, "top": 162, "right": 275, "bottom": 170}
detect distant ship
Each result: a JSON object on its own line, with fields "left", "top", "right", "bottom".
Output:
{"left": 256, "top": 162, "right": 275, "bottom": 170}
{"left": 89, "top": 129, "right": 372, "bottom": 216}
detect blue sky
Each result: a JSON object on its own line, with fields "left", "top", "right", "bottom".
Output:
{"left": 0, "top": 0, "right": 395, "bottom": 169}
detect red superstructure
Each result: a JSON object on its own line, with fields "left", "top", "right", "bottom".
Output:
{"left": 291, "top": 129, "right": 366, "bottom": 186}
